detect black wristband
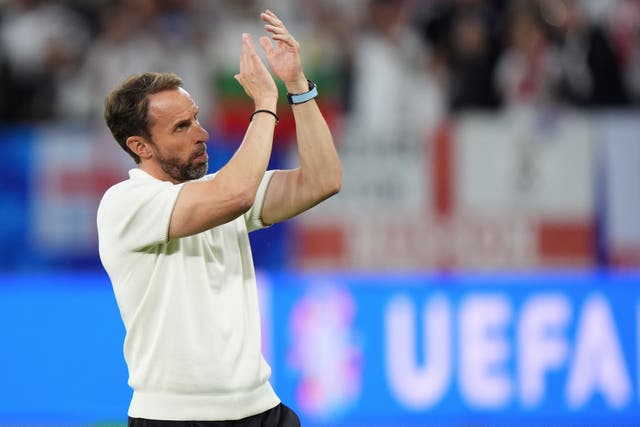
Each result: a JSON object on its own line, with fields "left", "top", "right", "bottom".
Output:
{"left": 250, "top": 109, "right": 279, "bottom": 124}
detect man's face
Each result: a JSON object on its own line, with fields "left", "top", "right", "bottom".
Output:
{"left": 146, "top": 88, "right": 210, "bottom": 183}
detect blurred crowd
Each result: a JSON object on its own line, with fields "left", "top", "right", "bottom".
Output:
{"left": 0, "top": 0, "right": 639, "bottom": 125}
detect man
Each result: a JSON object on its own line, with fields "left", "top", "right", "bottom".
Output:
{"left": 97, "top": 9, "right": 341, "bottom": 427}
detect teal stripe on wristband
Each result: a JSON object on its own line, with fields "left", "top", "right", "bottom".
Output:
{"left": 286, "top": 80, "right": 318, "bottom": 105}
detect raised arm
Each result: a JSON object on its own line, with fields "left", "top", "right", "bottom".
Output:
{"left": 169, "top": 33, "right": 279, "bottom": 238}
{"left": 258, "top": 10, "right": 342, "bottom": 225}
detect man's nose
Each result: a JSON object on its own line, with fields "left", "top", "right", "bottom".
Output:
{"left": 196, "top": 122, "right": 209, "bottom": 142}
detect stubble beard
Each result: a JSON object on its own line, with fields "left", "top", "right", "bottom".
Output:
{"left": 155, "top": 148, "right": 208, "bottom": 182}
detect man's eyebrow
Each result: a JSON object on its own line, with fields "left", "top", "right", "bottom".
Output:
{"left": 175, "top": 119, "right": 190, "bottom": 129}
{"left": 170, "top": 107, "right": 199, "bottom": 130}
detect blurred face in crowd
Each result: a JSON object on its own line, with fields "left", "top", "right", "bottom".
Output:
{"left": 145, "top": 88, "right": 210, "bottom": 183}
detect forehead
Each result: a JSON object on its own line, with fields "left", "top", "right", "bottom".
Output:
{"left": 147, "top": 87, "right": 196, "bottom": 123}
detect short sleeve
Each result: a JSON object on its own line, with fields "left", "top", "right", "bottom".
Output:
{"left": 244, "top": 170, "right": 276, "bottom": 232}
{"left": 97, "top": 178, "right": 184, "bottom": 251}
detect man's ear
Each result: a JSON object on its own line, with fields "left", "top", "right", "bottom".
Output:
{"left": 126, "top": 136, "right": 153, "bottom": 161}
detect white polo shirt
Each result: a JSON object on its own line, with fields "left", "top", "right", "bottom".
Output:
{"left": 97, "top": 168, "right": 279, "bottom": 421}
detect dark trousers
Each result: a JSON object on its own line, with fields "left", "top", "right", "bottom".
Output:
{"left": 128, "top": 403, "right": 301, "bottom": 427}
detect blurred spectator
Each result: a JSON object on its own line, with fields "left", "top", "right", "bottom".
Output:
{"left": 607, "top": 0, "right": 640, "bottom": 104}
{"left": 56, "top": 0, "right": 215, "bottom": 122}
{"left": 495, "top": 0, "right": 560, "bottom": 108}
{"left": 0, "top": 0, "right": 89, "bottom": 122}
{"left": 336, "top": 0, "right": 444, "bottom": 212}
{"left": 544, "top": 0, "right": 631, "bottom": 107}
{"left": 418, "top": 0, "right": 504, "bottom": 112}
{"left": 347, "top": 0, "right": 441, "bottom": 141}
{"left": 0, "top": 0, "right": 638, "bottom": 124}
{"left": 56, "top": 0, "right": 166, "bottom": 119}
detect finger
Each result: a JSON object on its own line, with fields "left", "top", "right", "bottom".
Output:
{"left": 261, "top": 9, "right": 287, "bottom": 31}
{"left": 244, "top": 33, "right": 265, "bottom": 73}
{"left": 246, "top": 37, "right": 267, "bottom": 74}
{"left": 259, "top": 36, "right": 273, "bottom": 56}
{"left": 271, "top": 33, "right": 299, "bottom": 48}
{"left": 264, "top": 24, "right": 287, "bottom": 36}
{"left": 239, "top": 33, "right": 249, "bottom": 74}
{"left": 265, "top": 9, "right": 280, "bottom": 21}
{"left": 243, "top": 33, "right": 261, "bottom": 60}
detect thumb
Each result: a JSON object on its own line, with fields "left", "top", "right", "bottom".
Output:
{"left": 259, "top": 36, "right": 273, "bottom": 56}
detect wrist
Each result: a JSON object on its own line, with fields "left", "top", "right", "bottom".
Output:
{"left": 286, "top": 80, "right": 318, "bottom": 105}
{"left": 254, "top": 99, "right": 277, "bottom": 112}
{"left": 284, "top": 76, "right": 309, "bottom": 94}
{"left": 250, "top": 109, "right": 279, "bottom": 124}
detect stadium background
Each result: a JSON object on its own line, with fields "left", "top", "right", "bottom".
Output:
{"left": 1, "top": 0, "right": 640, "bottom": 425}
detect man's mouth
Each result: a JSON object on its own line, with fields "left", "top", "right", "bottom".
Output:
{"left": 193, "top": 145, "right": 208, "bottom": 162}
